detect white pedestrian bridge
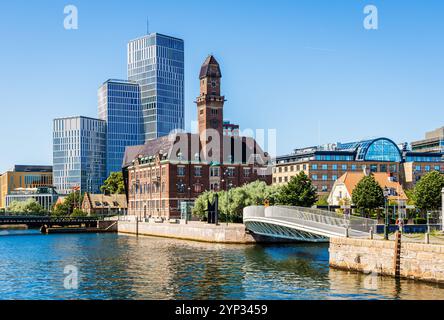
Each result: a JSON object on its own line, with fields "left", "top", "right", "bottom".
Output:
{"left": 243, "top": 206, "right": 378, "bottom": 242}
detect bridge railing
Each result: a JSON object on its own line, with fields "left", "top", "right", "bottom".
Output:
{"left": 245, "top": 206, "right": 377, "bottom": 236}
{"left": 282, "top": 206, "right": 378, "bottom": 233}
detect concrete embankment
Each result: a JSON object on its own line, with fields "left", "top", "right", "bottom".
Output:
{"left": 117, "top": 220, "right": 281, "bottom": 244}
{"left": 329, "top": 237, "right": 444, "bottom": 284}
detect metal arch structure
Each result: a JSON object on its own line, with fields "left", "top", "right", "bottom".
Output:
{"left": 243, "top": 206, "right": 377, "bottom": 243}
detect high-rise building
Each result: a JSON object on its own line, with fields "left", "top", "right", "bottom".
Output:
{"left": 53, "top": 116, "right": 107, "bottom": 195}
{"left": 98, "top": 79, "right": 144, "bottom": 177}
{"left": 127, "top": 33, "right": 185, "bottom": 141}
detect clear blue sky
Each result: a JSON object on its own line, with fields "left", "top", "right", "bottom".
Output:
{"left": 0, "top": 0, "right": 443, "bottom": 171}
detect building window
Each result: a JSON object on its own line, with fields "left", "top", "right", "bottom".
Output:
{"left": 342, "top": 165, "right": 347, "bottom": 171}
{"left": 194, "top": 184, "right": 202, "bottom": 193}
{"left": 312, "top": 175, "right": 318, "bottom": 181}
{"left": 194, "top": 166, "right": 202, "bottom": 177}
{"left": 425, "top": 165, "right": 431, "bottom": 172}
{"left": 226, "top": 168, "right": 235, "bottom": 177}
{"left": 322, "top": 164, "right": 328, "bottom": 170}
{"left": 312, "top": 164, "right": 318, "bottom": 170}
{"left": 243, "top": 168, "right": 251, "bottom": 177}
{"left": 210, "top": 167, "right": 220, "bottom": 177}
{"left": 351, "top": 165, "right": 357, "bottom": 171}
{"left": 370, "top": 165, "right": 378, "bottom": 173}
{"left": 322, "top": 175, "right": 328, "bottom": 181}
{"left": 322, "top": 186, "right": 328, "bottom": 192}
{"left": 177, "top": 166, "right": 185, "bottom": 176}
{"left": 177, "top": 183, "right": 185, "bottom": 193}
{"left": 332, "top": 164, "right": 338, "bottom": 170}
{"left": 332, "top": 175, "right": 338, "bottom": 181}
{"left": 415, "top": 166, "right": 422, "bottom": 172}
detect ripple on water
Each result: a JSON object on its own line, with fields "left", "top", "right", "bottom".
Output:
{"left": 1, "top": 232, "right": 444, "bottom": 300}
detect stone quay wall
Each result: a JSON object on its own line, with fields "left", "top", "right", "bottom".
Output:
{"left": 117, "top": 220, "right": 281, "bottom": 244}
{"left": 330, "top": 237, "right": 444, "bottom": 284}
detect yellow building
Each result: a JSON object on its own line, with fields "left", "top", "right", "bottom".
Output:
{"left": 0, "top": 165, "right": 53, "bottom": 209}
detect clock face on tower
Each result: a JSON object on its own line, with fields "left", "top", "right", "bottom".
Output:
{"left": 210, "top": 119, "right": 220, "bottom": 129}
{"left": 211, "top": 80, "right": 217, "bottom": 88}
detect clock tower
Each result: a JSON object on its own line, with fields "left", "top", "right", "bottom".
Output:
{"left": 196, "top": 55, "right": 225, "bottom": 163}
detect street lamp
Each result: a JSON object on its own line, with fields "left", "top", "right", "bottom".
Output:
{"left": 383, "top": 187, "right": 390, "bottom": 240}
{"left": 427, "top": 212, "right": 431, "bottom": 234}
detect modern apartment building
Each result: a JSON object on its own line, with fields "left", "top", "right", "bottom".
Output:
{"left": 53, "top": 116, "right": 107, "bottom": 195}
{"left": 274, "top": 138, "right": 444, "bottom": 195}
{"left": 98, "top": 79, "right": 144, "bottom": 177}
{"left": 127, "top": 33, "right": 185, "bottom": 141}
{"left": 0, "top": 165, "right": 53, "bottom": 209}
{"left": 411, "top": 126, "right": 444, "bottom": 153}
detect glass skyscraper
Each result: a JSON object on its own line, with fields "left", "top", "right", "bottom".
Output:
{"left": 127, "top": 33, "right": 185, "bottom": 141}
{"left": 98, "top": 79, "right": 143, "bottom": 177}
{"left": 53, "top": 116, "right": 107, "bottom": 195}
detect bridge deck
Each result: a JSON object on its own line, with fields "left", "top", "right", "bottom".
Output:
{"left": 244, "top": 206, "right": 377, "bottom": 242}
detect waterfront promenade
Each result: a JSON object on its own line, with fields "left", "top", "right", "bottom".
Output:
{"left": 117, "top": 219, "right": 279, "bottom": 244}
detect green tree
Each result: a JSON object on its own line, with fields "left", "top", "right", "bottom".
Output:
{"left": 52, "top": 192, "right": 83, "bottom": 216}
{"left": 192, "top": 191, "right": 216, "bottom": 221}
{"left": 276, "top": 172, "right": 317, "bottom": 207}
{"left": 192, "top": 181, "right": 282, "bottom": 223}
{"left": 315, "top": 195, "right": 329, "bottom": 207}
{"left": 413, "top": 171, "right": 444, "bottom": 212}
{"left": 404, "top": 189, "right": 415, "bottom": 206}
{"left": 351, "top": 175, "right": 384, "bottom": 216}
{"left": 101, "top": 172, "right": 125, "bottom": 195}
{"left": 8, "top": 199, "right": 46, "bottom": 215}
{"left": 72, "top": 209, "right": 88, "bottom": 217}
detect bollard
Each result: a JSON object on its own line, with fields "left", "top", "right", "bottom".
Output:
{"left": 345, "top": 227, "right": 349, "bottom": 238}
{"left": 425, "top": 232, "right": 430, "bottom": 244}
{"left": 369, "top": 227, "right": 374, "bottom": 240}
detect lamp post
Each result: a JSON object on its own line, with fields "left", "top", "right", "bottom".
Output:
{"left": 384, "top": 187, "right": 390, "bottom": 240}
{"left": 187, "top": 186, "right": 191, "bottom": 223}
{"left": 227, "top": 182, "right": 233, "bottom": 226}
{"left": 427, "top": 212, "right": 431, "bottom": 234}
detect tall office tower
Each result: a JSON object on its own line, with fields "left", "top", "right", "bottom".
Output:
{"left": 53, "top": 116, "right": 107, "bottom": 195}
{"left": 98, "top": 79, "right": 143, "bottom": 177}
{"left": 127, "top": 33, "right": 185, "bottom": 141}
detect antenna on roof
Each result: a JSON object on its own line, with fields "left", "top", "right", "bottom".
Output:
{"left": 146, "top": 17, "right": 150, "bottom": 35}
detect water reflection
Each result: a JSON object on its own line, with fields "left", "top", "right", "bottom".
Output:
{"left": 0, "top": 231, "right": 444, "bottom": 300}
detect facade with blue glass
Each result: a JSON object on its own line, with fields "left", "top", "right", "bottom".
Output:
{"left": 98, "top": 79, "right": 143, "bottom": 177}
{"left": 127, "top": 33, "right": 185, "bottom": 141}
{"left": 53, "top": 116, "right": 107, "bottom": 195}
{"left": 274, "top": 137, "right": 444, "bottom": 195}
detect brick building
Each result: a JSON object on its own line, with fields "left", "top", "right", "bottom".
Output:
{"left": 122, "top": 55, "right": 272, "bottom": 219}
{"left": 273, "top": 138, "right": 444, "bottom": 196}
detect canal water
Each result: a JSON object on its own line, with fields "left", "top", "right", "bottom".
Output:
{"left": 1, "top": 230, "right": 444, "bottom": 300}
